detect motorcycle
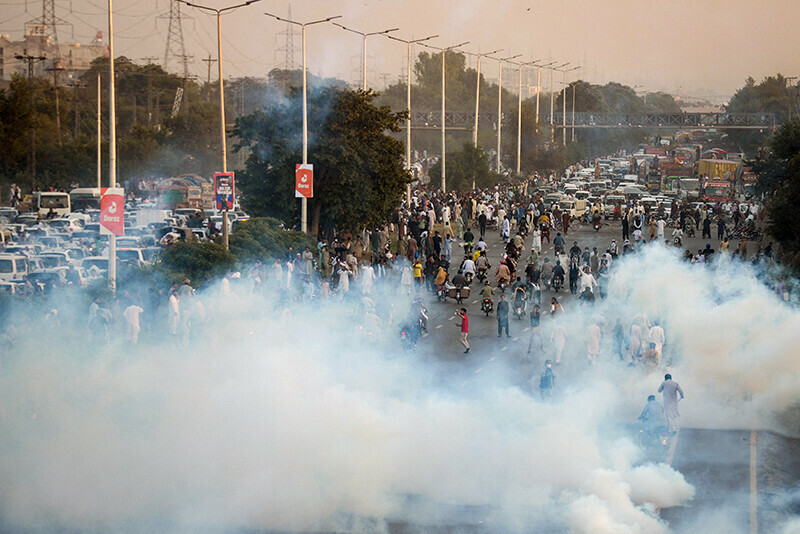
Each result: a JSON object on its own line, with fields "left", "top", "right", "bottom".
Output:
{"left": 497, "top": 278, "right": 508, "bottom": 293}
{"left": 481, "top": 298, "right": 494, "bottom": 317}
{"left": 673, "top": 236, "right": 682, "bottom": 247}
{"left": 593, "top": 219, "right": 602, "bottom": 232}
{"left": 685, "top": 225, "right": 696, "bottom": 238}
{"left": 436, "top": 284, "right": 448, "bottom": 302}
{"left": 476, "top": 266, "right": 488, "bottom": 283}
{"left": 638, "top": 426, "right": 670, "bottom": 456}
{"left": 464, "top": 271, "right": 474, "bottom": 286}
{"left": 513, "top": 289, "right": 527, "bottom": 320}
{"left": 551, "top": 274, "right": 564, "bottom": 293}
{"left": 399, "top": 323, "right": 418, "bottom": 352}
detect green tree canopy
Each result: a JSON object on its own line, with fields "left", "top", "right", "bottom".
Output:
{"left": 750, "top": 119, "right": 800, "bottom": 266}
{"left": 233, "top": 87, "right": 409, "bottom": 236}
{"left": 428, "top": 143, "right": 501, "bottom": 191}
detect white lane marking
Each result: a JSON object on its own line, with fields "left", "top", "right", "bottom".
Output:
{"left": 435, "top": 324, "right": 443, "bottom": 329}
{"left": 472, "top": 300, "right": 479, "bottom": 305}
{"left": 488, "top": 356, "right": 496, "bottom": 362}
{"left": 501, "top": 346, "right": 508, "bottom": 352}
{"left": 523, "top": 327, "right": 530, "bottom": 331}
{"left": 475, "top": 368, "right": 483, "bottom": 374}
{"left": 750, "top": 430, "right": 758, "bottom": 534}
{"left": 448, "top": 315, "right": 455, "bottom": 321}
{"left": 512, "top": 337, "right": 519, "bottom": 341}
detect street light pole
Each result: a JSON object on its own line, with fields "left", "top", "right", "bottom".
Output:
{"left": 108, "top": 0, "right": 117, "bottom": 292}
{"left": 493, "top": 53, "right": 520, "bottom": 174}
{"left": 386, "top": 34, "right": 438, "bottom": 205}
{"left": 534, "top": 61, "right": 555, "bottom": 134}
{"left": 426, "top": 41, "right": 468, "bottom": 193}
{"left": 548, "top": 62, "right": 568, "bottom": 144}
{"left": 333, "top": 23, "right": 398, "bottom": 91}
{"left": 514, "top": 60, "right": 539, "bottom": 175}
{"left": 560, "top": 65, "right": 580, "bottom": 146}
{"left": 469, "top": 49, "right": 501, "bottom": 148}
{"left": 180, "top": 0, "right": 263, "bottom": 246}
{"left": 266, "top": 11, "right": 342, "bottom": 233}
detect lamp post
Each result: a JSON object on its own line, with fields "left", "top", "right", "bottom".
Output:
{"left": 179, "top": 0, "right": 263, "bottom": 247}
{"left": 534, "top": 61, "right": 555, "bottom": 134}
{"left": 492, "top": 53, "right": 520, "bottom": 174}
{"left": 547, "top": 62, "right": 569, "bottom": 144}
{"left": 424, "top": 40, "right": 469, "bottom": 193}
{"left": 385, "top": 34, "right": 438, "bottom": 205}
{"left": 265, "top": 11, "right": 342, "bottom": 233}
{"left": 467, "top": 49, "right": 501, "bottom": 148}
{"left": 333, "top": 23, "right": 398, "bottom": 91}
{"left": 513, "top": 59, "right": 539, "bottom": 175}
{"left": 560, "top": 65, "right": 580, "bottom": 146}
{"left": 108, "top": 0, "right": 117, "bottom": 292}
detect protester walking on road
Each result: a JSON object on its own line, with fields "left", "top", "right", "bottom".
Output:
{"left": 456, "top": 308, "right": 471, "bottom": 354}
{"left": 527, "top": 304, "right": 543, "bottom": 354}
{"left": 550, "top": 321, "right": 567, "bottom": 364}
{"left": 586, "top": 322, "right": 601, "bottom": 364}
{"left": 539, "top": 360, "right": 555, "bottom": 401}
{"left": 497, "top": 294, "right": 510, "bottom": 338}
{"left": 658, "top": 373, "right": 685, "bottom": 433}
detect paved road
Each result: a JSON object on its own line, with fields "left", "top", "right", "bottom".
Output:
{"left": 407, "top": 219, "right": 793, "bottom": 533}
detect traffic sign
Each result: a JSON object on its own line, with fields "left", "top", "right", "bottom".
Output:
{"left": 295, "top": 164, "right": 313, "bottom": 198}
{"left": 214, "top": 172, "right": 235, "bottom": 211}
{"left": 100, "top": 187, "right": 125, "bottom": 236}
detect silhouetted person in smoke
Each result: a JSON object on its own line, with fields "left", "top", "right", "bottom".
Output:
{"left": 658, "top": 374, "right": 684, "bottom": 434}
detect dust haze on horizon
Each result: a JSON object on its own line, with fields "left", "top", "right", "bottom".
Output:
{"left": 2, "top": 0, "right": 799, "bottom": 102}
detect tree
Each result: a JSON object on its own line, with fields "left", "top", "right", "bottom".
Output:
{"left": 750, "top": 119, "right": 800, "bottom": 266}
{"left": 233, "top": 88, "right": 409, "bottom": 236}
{"left": 428, "top": 143, "right": 501, "bottom": 191}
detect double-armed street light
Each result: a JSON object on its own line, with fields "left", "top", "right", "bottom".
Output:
{"left": 534, "top": 61, "right": 556, "bottom": 133}
{"left": 422, "top": 40, "right": 470, "bottom": 193}
{"left": 490, "top": 53, "right": 520, "bottom": 174}
{"left": 179, "top": 0, "right": 263, "bottom": 247}
{"left": 558, "top": 65, "right": 580, "bottom": 146}
{"left": 385, "top": 33, "right": 438, "bottom": 204}
{"left": 264, "top": 11, "right": 342, "bottom": 233}
{"left": 333, "top": 23, "right": 398, "bottom": 91}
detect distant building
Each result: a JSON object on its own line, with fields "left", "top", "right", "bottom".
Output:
{"left": 0, "top": 25, "right": 106, "bottom": 82}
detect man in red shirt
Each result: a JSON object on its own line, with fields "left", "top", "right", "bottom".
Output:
{"left": 456, "top": 307, "right": 470, "bottom": 354}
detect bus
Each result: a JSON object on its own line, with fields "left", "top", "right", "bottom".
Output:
{"left": 69, "top": 188, "right": 102, "bottom": 212}
{"left": 32, "top": 191, "right": 70, "bottom": 217}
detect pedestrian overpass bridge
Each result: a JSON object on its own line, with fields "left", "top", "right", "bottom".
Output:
{"left": 410, "top": 111, "right": 777, "bottom": 130}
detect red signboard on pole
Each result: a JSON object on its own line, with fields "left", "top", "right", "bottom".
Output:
{"left": 214, "top": 172, "right": 235, "bottom": 211}
{"left": 100, "top": 187, "right": 125, "bottom": 236}
{"left": 295, "top": 164, "right": 313, "bottom": 198}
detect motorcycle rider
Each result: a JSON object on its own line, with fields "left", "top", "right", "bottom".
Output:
{"left": 553, "top": 232, "right": 566, "bottom": 254}
{"left": 475, "top": 251, "right": 490, "bottom": 279}
{"left": 540, "top": 258, "right": 554, "bottom": 289}
{"left": 569, "top": 241, "right": 582, "bottom": 259}
{"left": 638, "top": 394, "right": 668, "bottom": 441}
{"left": 410, "top": 296, "right": 429, "bottom": 334}
{"left": 461, "top": 254, "right": 476, "bottom": 282}
{"left": 479, "top": 280, "right": 495, "bottom": 308}
{"left": 513, "top": 282, "right": 527, "bottom": 316}
{"left": 551, "top": 260, "right": 566, "bottom": 291}
{"left": 495, "top": 261, "right": 511, "bottom": 288}
{"left": 451, "top": 270, "right": 467, "bottom": 289}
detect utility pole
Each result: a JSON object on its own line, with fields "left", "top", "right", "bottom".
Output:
{"left": 45, "top": 61, "right": 65, "bottom": 145}
{"left": 67, "top": 80, "right": 86, "bottom": 139}
{"left": 140, "top": 56, "right": 158, "bottom": 127}
{"left": 202, "top": 53, "right": 217, "bottom": 100}
{"left": 16, "top": 54, "right": 47, "bottom": 185}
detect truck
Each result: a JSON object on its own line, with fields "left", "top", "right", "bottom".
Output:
{"left": 702, "top": 179, "right": 733, "bottom": 203}
{"left": 696, "top": 159, "right": 739, "bottom": 180}
{"left": 679, "top": 178, "right": 702, "bottom": 201}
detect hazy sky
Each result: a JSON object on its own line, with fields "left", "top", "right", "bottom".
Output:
{"left": 3, "top": 0, "right": 799, "bottom": 101}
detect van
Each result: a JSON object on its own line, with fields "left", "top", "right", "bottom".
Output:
{"left": 0, "top": 254, "right": 29, "bottom": 281}
{"left": 604, "top": 195, "right": 626, "bottom": 219}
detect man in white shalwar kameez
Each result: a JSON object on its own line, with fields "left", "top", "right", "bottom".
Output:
{"left": 658, "top": 373, "right": 684, "bottom": 433}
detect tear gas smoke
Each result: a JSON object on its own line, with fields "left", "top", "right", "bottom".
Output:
{"left": 0, "top": 245, "right": 798, "bottom": 532}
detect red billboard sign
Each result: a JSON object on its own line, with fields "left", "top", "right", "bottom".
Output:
{"left": 100, "top": 187, "right": 125, "bottom": 236}
{"left": 295, "top": 164, "right": 313, "bottom": 198}
{"left": 214, "top": 172, "right": 235, "bottom": 211}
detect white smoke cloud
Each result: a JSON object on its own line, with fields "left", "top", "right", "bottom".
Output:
{"left": 1, "top": 245, "right": 798, "bottom": 532}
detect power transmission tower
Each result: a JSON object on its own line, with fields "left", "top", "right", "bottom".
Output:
{"left": 15, "top": 54, "right": 47, "bottom": 185}
{"left": 159, "top": 0, "right": 191, "bottom": 79}
{"left": 275, "top": 3, "right": 300, "bottom": 71}
{"left": 26, "top": 0, "right": 71, "bottom": 74}
{"left": 141, "top": 56, "right": 159, "bottom": 127}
